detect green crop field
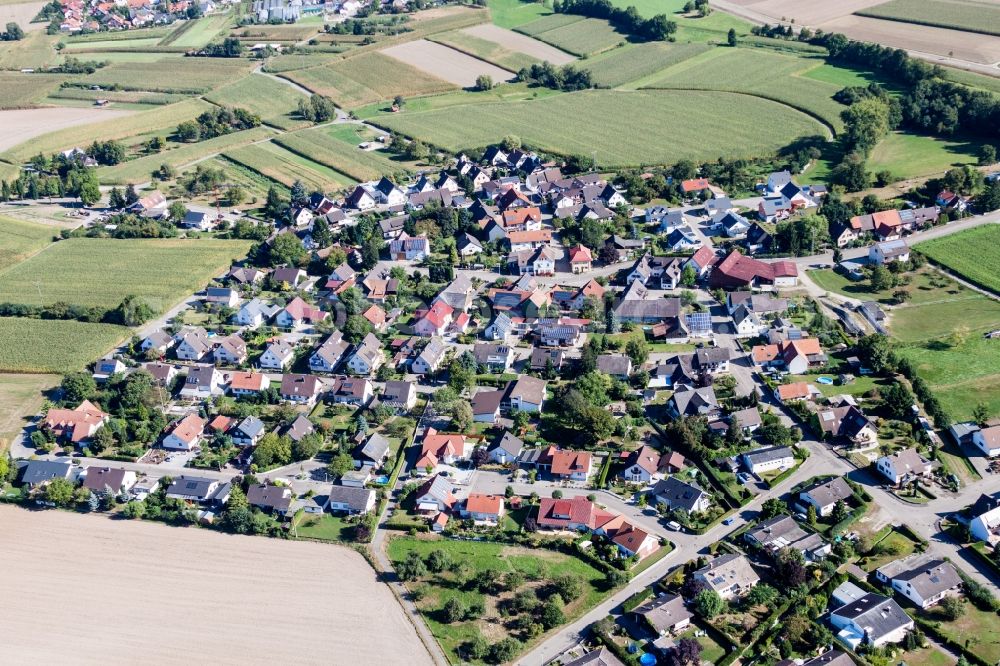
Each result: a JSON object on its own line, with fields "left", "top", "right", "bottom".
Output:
{"left": 916, "top": 226, "right": 1000, "bottom": 296}
{"left": 2, "top": 98, "right": 213, "bottom": 163}
{"left": 223, "top": 141, "right": 355, "bottom": 191}
{"left": 62, "top": 37, "right": 164, "bottom": 51}
{"left": 374, "top": 88, "right": 825, "bottom": 167}
{"left": 282, "top": 52, "right": 455, "bottom": 108}
{"left": 942, "top": 67, "right": 1000, "bottom": 95}
{"left": 79, "top": 58, "right": 254, "bottom": 94}
{"left": 857, "top": 0, "right": 1000, "bottom": 37}
{"left": 640, "top": 47, "right": 845, "bottom": 132}
{"left": 274, "top": 124, "right": 418, "bottom": 182}
{"left": 430, "top": 29, "right": 537, "bottom": 71}
{"left": 522, "top": 16, "right": 624, "bottom": 56}
{"left": 0, "top": 72, "right": 66, "bottom": 109}
{"left": 0, "top": 238, "right": 251, "bottom": 313}
{"left": 585, "top": 41, "right": 710, "bottom": 88}
{"left": 47, "top": 88, "right": 184, "bottom": 106}
{"left": 0, "top": 216, "right": 56, "bottom": 272}
{"left": 63, "top": 26, "right": 173, "bottom": 43}
{"left": 0, "top": 318, "right": 131, "bottom": 373}
{"left": 515, "top": 13, "right": 585, "bottom": 36}
{"left": 868, "top": 131, "right": 983, "bottom": 181}
{"left": 487, "top": 0, "right": 553, "bottom": 28}
{"left": 166, "top": 13, "right": 234, "bottom": 48}
{"left": 204, "top": 74, "right": 311, "bottom": 130}
{"left": 900, "top": 335, "right": 1000, "bottom": 421}
{"left": 230, "top": 23, "right": 320, "bottom": 42}
{"left": 97, "top": 126, "right": 275, "bottom": 184}
{"left": 262, "top": 54, "right": 336, "bottom": 73}
{"left": 606, "top": 0, "right": 686, "bottom": 18}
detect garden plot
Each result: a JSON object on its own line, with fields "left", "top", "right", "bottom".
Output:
{"left": 379, "top": 39, "right": 515, "bottom": 87}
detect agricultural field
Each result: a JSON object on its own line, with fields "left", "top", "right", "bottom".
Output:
{"left": 63, "top": 25, "right": 173, "bottom": 43}
{"left": 0, "top": 373, "right": 59, "bottom": 449}
{"left": 0, "top": 318, "right": 130, "bottom": 373}
{"left": 639, "top": 47, "right": 846, "bottom": 132}
{"left": 942, "top": 67, "right": 1000, "bottom": 95}
{"left": 223, "top": 141, "right": 355, "bottom": 191}
{"left": 856, "top": 0, "right": 1000, "bottom": 37}
{"left": 97, "top": 125, "right": 275, "bottom": 185}
{"left": 229, "top": 23, "right": 320, "bottom": 43}
{"left": 0, "top": 215, "right": 56, "bottom": 272}
{"left": 487, "top": 0, "right": 553, "bottom": 29}
{"left": 0, "top": 238, "right": 252, "bottom": 313}
{"left": 352, "top": 80, "right": 563, "bottom": 118}
{"left": 47, "top": 88, "right": 185, "bottom": 106}
{"left": 274, "top": 125, "right": 416, "bottom": 183}
{"left": 164, "top": 13, "right": 234, "bottom": 48}
{"left": 867, "top": 131, "right": 983, "bottom": 181}
{"left": 374, "top": 88, "right": 825, "bottom": 167}
{"left": 380, "top": 40, "right": 514, "bottom": 87}
{"left": 0, "top": 72, "right": 66, "bottom": 110}
{"left": 204, "top": 74, "right": 311, "bottom": 130}
{"left": 585, "top": 41, "right": 710, "bottom": 88}
{"left": 518, "top": 15, "right": 625, "bottom": 56}
{"left": 79, "top": 59, "right": 254, "bottom": 94}
{"left": 916, "top": 226, "right": 1000, "bottom": 296}
{"left": 61, "top": 37, "right": 165, "bottom": 51}
{"left": 0, "top": 30, "right": 59, "bottom": 69}
{"left": 387, "top": 536, "right": 609, "bottom": 663}
{"left": 261, "top": 54, "right": 335, "bottom": 73}
{"left": 0, "top": 98, "right": 210, "bottom": 162}
{"left": 450, "top": 23, "right": 573, "bottom": 66}
{"left": 900, "top": 335, "right": 1000, "bottom": 421}
{"left": 281, "top": 52, "right": 456, "bottom": 108}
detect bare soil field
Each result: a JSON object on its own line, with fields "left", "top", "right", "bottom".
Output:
{"left": 0, "top": 505, "right": 434, "bottom": 665}
{"left": 0, "top": 107, "right": 133, "bottom": 153}
{"left": 461, "top": 23, "right": 575, "bottom": 65}
{"left": 0, "top": 0, "right": 47, "bottom": 32}
{"left": 380, "top": 39, "right": 515, "bottom": 87}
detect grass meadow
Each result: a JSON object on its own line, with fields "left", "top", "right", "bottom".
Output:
{"left": 79, "top": 59, "right": 254, "bottom": 94}
{"left": 487, "top": 0, "right": 552, "bottom": 28}
{"left": 868, "top": 131, "right": 983, "bottom": 181}
{"left": 0, "top": 238, "right": 251, "bottom": 313}
{"left": 585, "top": 41, "right": 710, "bottom": 88}
{"left": 0, "top": 73, "right": 67, "bottom": 110}
{"left": 374, "top": 88, "right": 825, "bottom": 166}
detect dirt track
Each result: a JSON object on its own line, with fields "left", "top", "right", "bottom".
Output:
{"left": 0, "top": 108, "right": 133, "bottom": 153}
{"left": 0, "top": 506, "right": 434, "bottom": 666}
{"left": 380, "top": 39, "right": 514, "bottom": 87}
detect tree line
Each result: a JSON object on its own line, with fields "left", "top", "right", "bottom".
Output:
{"left": 555, "top": 0, "right": 677, "bottom": 41}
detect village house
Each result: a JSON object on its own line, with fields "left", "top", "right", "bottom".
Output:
{"left": 327, "top": 485, "right": 376, "bottom": 515}
{"left": 709, "top": 250, "right": 798, "bottom": 290}
{"left": 43, "top": 400, "right": 109, "bottom": 446}
{"left": 751, "top": 338, "right": 826, "bottom": 375}
{"left": 816, "top": 405, "right": 877, "bottom": 448}
{"left": 502, "top": 375, "right": 547, "bottom": 413}
{"left": 247, "top": 484, "right": 293, "bottom": 515}
{"left": 550, "top": 449, "right": 593, "bottom": 481}
{"left": 354, "top": 432, "right": 391, "bottom": 470}
{"left": 487, "top": 431, "right": 524, "bottom": 464}
{"left": 17, "top": 460, "right": 74, "bottom": 489}
{"left": 633, "top": 593, "right": 693, "bottom": 637}
{"left": 596, "top": 353, "right": 632, "bottom": 379}
{"left": 740, "top": 446, "right": 794, "bottom": 475}
{"left": 799, "top": 476, "right": 854, "bottom": 517}
{"left": 380, "top": 380, "right": 416, "bottom": 412}
{"left": 275, "top": 297, "right": 328, "bottom": 329}
{"left": 413, "top": 474, "right": 457, "bottom": 515}
{"left": 231, "top": 416, "right": 265, "bottom": 447}
{"left": 280, "top": 374, "right": 322, "bottom": 405}
{"left": 775, "top": 381, "right": 821, "bottom": 404}
{"left": 649, "top": 476, "right": 711, "bottom": 513}
{"left": 236, "top": 298, "right": 279, "bottom": 328}
{"left": 165, "top": 476, "right": 231, "bottom": 505}
{"left": 175, "top": 328, "right": 212, "bottom": 361}
{"left": 667, "top": 385, "right": 719, "bottom": 419}
{"left": 568, "top": 245, "right": 593, "bottom": 273}
{"left": 346, "top": 333, "right": 384, "bottom": 376}
{"left": 973, "top": 425, "right": 1000, "bottom": 457}
{"left": 875, "top": 448, "right": 932, "bottom": 485}
{"left": 205, "top": 286, "right": 239, "bottom": 308}
{"left": 473, "top": 343, "right": 515, "bottom": 372}
{"left": 459, "top": 493, "right": 506, "bottom": 523}
{"left": 829, "top": 583, "right": 913, "bottom": 649}
{"left": 309, "top": 331, "right": 350, "bottom": 373}
{"left": 271, "top": 267, "right": 307, "bottom": 290}
{"left": 144, "top": 361, "right": 178, "bottom": 386}
{"left": 162, "top": 413, "right": 206, "bottom": 451}
{"left": 141, "top": 330, "right": 175, "bottom": 355}
{"left": 389, "top": 233, "right": 431, "bottom": 261}
{"left": 259, "top": 340, "right": 296, "bottom": 370}
{"left": 213, "top": 335, "right": 247, "bottom": 366}
{"left": 744, "top": 514, "right": 830, "bottom": 561}
{"left": 228, "top": 371, "right": 270, "bottom": 397}
{"left": 693, "top": 554, "right": 760, "bottom": 601}
{"left": 869, "top": 239, "right": 910, "bottom": 265}
{"left": 413, "top": 300, "right": 454, "bottom": 337}
{"left": 416, "top": 428, "right": 471, "bottom": 471}
{"left": 875, "top": 555, "right": 961, "bottom": 609}
{"left": 81, "top": 466, "right": 137, "bottom": 495}
{"left": 619, "top": 445, "right": 668, "bottom": 484}
{"left": 329, "top": 377, "right": 373, "bottom": 407}
{"left": 471, "top": 389, "right": 503, "bottom": 424}
{"left": 411, "top": 337, "right": 448, "bottom": 375}
{"left": 179, "top": 365, "right": 223, "bottom": 400}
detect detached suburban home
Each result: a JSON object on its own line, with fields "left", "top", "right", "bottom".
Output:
{"left": 213, "top": 335, "right": 247, "bottom": 366}
{"left": 740, "top": 446, "right": 794, "bottom": 475}
{"left": 175, "top": 327, "right": 212, "bottom": 361}
{"left": 236, "top": 298, "right": 280, "bottom": 328}
{"left": 875, "top": 448, "right": 932, "bottom": 485}
{"left": 775, "top": 382, "right": 821, "bottom": 405}
{"left": 799, "top": 476, "right": 853, "bottom": 517}
{"left": 17, "top": 460, "right": 74, "bottom": 489}
{"left": 413, "top": 300, "right": 454, "bottom": 337}
{"left": 620, "top": 445, "right": 668, "bottom": 484}
{"left": 596, "top": 353, "right": 632, "bottom": 379}
{"left": 649, "top": 476, "right": 711, "bottom": 514}
{"left": 81, "top": 466, "right": 137, "bottom": 495}
{"left": 165, "top": 476, "right": 231, "bottom": 505}
{"left": 279, "top": 374, "right": 323, "bottom": 405}
{"left": 247, "top": 484, "right": 293, "bottom": 515}
{"left": 231, "top": 416, "right": 266, "bottom": 447}
{"left": 144, "top": 361, "right": 178, "bottom": 386}
{"left": 829, "top": 584, "right": 912, "bottom": 649}
{"left": 413, "top": 474, "right": 457, "bottom": 515}
{"left": 162, "top": 413, "right": 206, "bottom": 451}
{"left": 471, "top": 389, "right": 503, "bottom": 424}
{"left": 973, "top": 425, "right": 1000, "bottom": 457}
{"left": 415, "top": 428, "right": 471, "bottom": 471}
{"left": 816, "top": 405, "right": 877, "bottom": 448}
{"left": 751, "top": 338, "right": 826, "bottom": 375}
{"left": 380, "top": 380, "right": 416, "bottom": 412}
{"left": 875, "top": 554, "right": 961, "bottom": 609}
{"left": 179, "top": 365, "right": 223, "bottom": 400}
{"left": 205, "top": 287, "right": 239, "bottom": 308}
{"left": 42, "top": 400, "right": 109, "bottom": 447}
{"left": 329, "top": 377, "right": 373, "bottom": 407}
{"left": 693, "top": 554, "right": 759, "bottom": 601}
{"left": 502, "top": 375, "right": 547, "bottom": 413}
{"left": 612, "top": 523, "right": 660, "bottom": 560}
{"left": 411, "top": 337, "right": 448, "bottom": 375}
{"left": 309, "top": 331, "right": 351, "bottom": 373}
{"left": 354, "top": 432, "right": 390, "bottom": 470}
{"left": 550, "top": 449, "right": 593, "bottom": 481}
{"left": 326, "top": 485, "right": 376, "bottom": 514}
{"left": 346, "top": 333, "right": 384, "bottom": 376}
{"left": 141, "top": 330, "right": 175, "bottom": 355}
{"left": 473, "top": 343, "right": 515, "bottom": 372}
{"left": 633, "top": 593, "right": 693, "bottom": 636}
{"left": 459, "top": 493, "right": 506, "bottom": 523}
{"left": 228, "top": 371, "right": 270, "bottom": 397}
{"left": 869, "top": 239, "right": 910, "bottom": 265}
{"left": 744, "top": 514, "right": 830, "bottom": 561}
{"left": 275, "top": 297, "right": 328, "bottom": 329}
{"left": 92, "top": 356, "right": 126, "bottom": 383}
{"left": 487, "top": 431, "right": 524, "bottom": 464}
{"left": 259, "top": 340, "right": 296, "bottom": 370}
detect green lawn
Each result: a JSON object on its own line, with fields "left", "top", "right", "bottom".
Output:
{"left": 0, "top": 215, "right": 57, "bottom": 272}
{"left": 925, "top": 602, "right": 1000, "bottom": 664}
{"left": 387, "top": 536, "right": 610, "bottom": 663}
{"left": 860, "top": 528, "right": 919, "bottom": 571}
{"left": 487, "top": 0, "right": 553, "bottom": 29}
{"left": 675, "top": 624, "right": 728, "bottom": 664}
{"left": 868, "top": 131, "right": 984, "bottom": 181}
{"left": 0, "top": 238, "right": 251, "bottom": 313}
{"left": 373, "top": 88, "right": 825, "bottom": 168}
{"left": 899, "top": 336, "right": 1000, "bottom": 421}
{"left": 807, "top": 267, "right": 971, "bottom": 307}
{"left": 889, "top": 295, "right": 1000, "bottom": 343}
{"left": 0, "top": 317, "right": 130, "bottom": 373}
{"left": 917, "top": 226, "right": 1000, "bottom": 296}
{"left": 293, "top": 513, "right": 350, "bottom": 541}
{"left": 786, "top": 373, "right": 888, "bottom": 398}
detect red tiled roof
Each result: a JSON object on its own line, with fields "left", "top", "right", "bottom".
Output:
{"left": 550, "top": 449, "right": 592, "bottom": 476}
{"left": 681, "top": 178, "right": 710, "bottom": 193}
{"left": 420, "top": 300, "right": 454, "bottom": 329}
{"left": 568, "top": 245, "right": 592, "bottom": 263}
{"left": 465, "top": 493, "right": 504, "bottom": 516}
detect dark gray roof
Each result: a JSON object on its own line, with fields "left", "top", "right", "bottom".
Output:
{"left": 359, "top": 433, "right": 390, "bottom": 462}
{"left": 560, "top": 647, "right": 625, "bottom": 666}
{"left": 633, "top": 593, "right": 693, "bottom": 634}
{"left": 650, "top": 476, "right": 707, "bottom": 512}
{"left": 490, "top": 431, "right": 524, "bottom": 457}
{"left": 327, "top": 485, "right": 375, "bottom": 511}
{"left": 18, "top": 460, "right": 72, "bottom": 486}
{"left": 831, "top": 593, "right": 911, "bottom": 642}
{"left": 742, "top": 446, "right": 794, "bottom": 465}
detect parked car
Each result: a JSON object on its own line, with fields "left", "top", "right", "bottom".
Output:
{"left": 666, "top": 521, "right": 682, "bottom": 531}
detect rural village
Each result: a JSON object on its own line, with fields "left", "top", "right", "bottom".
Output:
{"left": 1, "top": 0, "right": 1000, "bottom": 664}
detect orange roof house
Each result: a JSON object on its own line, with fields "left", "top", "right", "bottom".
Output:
{"left": 43, "top": 400, "right": 108, "bottom": 444}
{"left": 416, "top": 427, "right": 469, "bottom": 470}
{"left": 461, "top": 493, "right": 505, "bottom": 520}
{"left": 681, "top": 178, "right": 710, "bottom": 193}
{"left": 550, "top": 449, "right": 593, "bottom": 480}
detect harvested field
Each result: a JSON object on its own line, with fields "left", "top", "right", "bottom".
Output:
{"left": 640, "top": 47, "right": 845, "bottom": 131}
{"left": 98, "top": 126, "right": 275, "bottom": 184}
{"left": 0, "top": 72, "right": 66, "bottom": 109}
{"left": 0, "top": 0, "right": 46, "bottom": 32}
{"left": 586, "top": 41, "right": 710, "bottom": 88}
{"left": 0, "top": 318, "right": 130, "bottom": 372}
{"left": 204, "top": 74, "right": 310, "bottom": 130}
{"left": 79, "top": 58, "right": 254, "bottom": 94}
{"left": 856, "top": 0, "right": 1000, "bottom": 37}
{"left": 0, "top": 237, "right": 252, "bottom": 313}
{"left": 380, "top": 39, "right": 515, "bottom": 87}
{"left": 0, "top": 106, "right": 134, "bottom": 154}
{"left": 460, "top": 23, "right": 574, "bottom": 64}
{"left": 223, "top": 141, "right": 355, "bottom": 191}
{"left": 0, "top": 373, "right": 58, "bottom": 447}
{"left": 819, "top": 14, "right": 1000, "bottom": 65}
{"left": 282, "top": 51, "right": 455, "bottom": 108}
{"left": 0, "top": 506, "right": 434, "bottom": 666}
{"left": 523, "top": 16, "right": 625, "bottom": 56}
{"left": 374, "top": 88, "right": 825, "bottom": 167}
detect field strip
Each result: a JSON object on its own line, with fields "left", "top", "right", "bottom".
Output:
{"left": 379, "top": 39, "right": 515, "bottom": 87}
{"left": 0, "top": 107, "right": 135, "bottom": 154}
{"left": 459, "top": 23, "right": 575, "bottom": 64}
